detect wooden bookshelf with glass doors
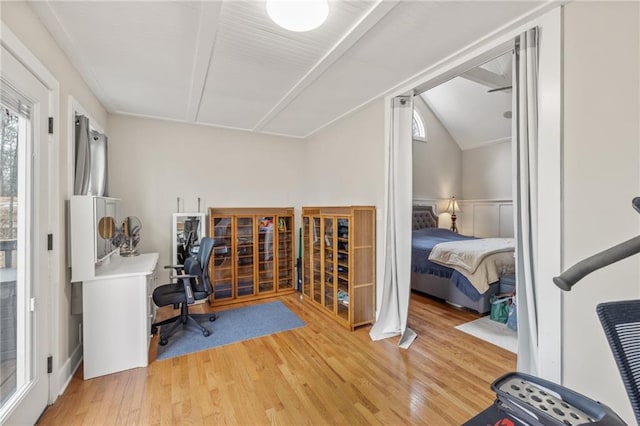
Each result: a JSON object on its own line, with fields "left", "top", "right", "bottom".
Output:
{"left": 208, "top": 207, "right": 295, "bottom": 306}
{"left": 301, "top": 206, "right": 375, "bottom": 330}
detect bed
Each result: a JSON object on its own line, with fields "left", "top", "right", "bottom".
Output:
{"left": 410, "top": 205, "right": 514, "bottom": 314}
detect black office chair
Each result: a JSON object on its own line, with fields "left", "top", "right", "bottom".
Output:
{"left": 151, "top": 237, "right": 216, "bottom": 346}
{"left": 597, "top": 300, "right": 640, "bottom": 424}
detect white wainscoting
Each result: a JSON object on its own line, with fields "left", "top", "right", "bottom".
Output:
{"left": 457, "top": 200, "right": 513, "bottom": 238}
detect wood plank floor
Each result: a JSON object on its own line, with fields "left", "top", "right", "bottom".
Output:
{"left": 38, "top": 292, "right": 516, "bottom": 425}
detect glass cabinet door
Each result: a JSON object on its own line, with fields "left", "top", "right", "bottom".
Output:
{"left": 257, "top": 216, "right": 274, "bottom": 294}
{"left": 235, "top": 216, "right": 255, "bottom": 297}
{"left": 302, "top": 216, "right": 311, "bottom": 297}
{"left": 276, "top": 216, "right": 293, "bottom": 291}
{"left": 323, "top": 217, "right": 335, "bottom": 313}
{"left": 312, "top": 217, "right": 322, "bottom": 304}
{"left": 311, "top": 217, "right": 322, "bottom": 303}
{"left": 336, "top": 217, "right": 350, "bottom": 321}
{"left": 211, "top": 216, "right": 233, "bottom": 301}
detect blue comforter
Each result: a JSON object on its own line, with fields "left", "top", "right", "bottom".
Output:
{"left": 411, "top": 228, "right": 485, "bottom": 301}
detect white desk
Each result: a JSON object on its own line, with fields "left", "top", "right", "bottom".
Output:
{"left": 82, "top": 252, "right": 158, "bottom": 379}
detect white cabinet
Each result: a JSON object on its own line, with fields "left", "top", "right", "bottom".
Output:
{"left": 69, "top": 195, "right": 120, "bottom": 282}
{"left": 82, "top": 253, "right": 158, "bottom": 379}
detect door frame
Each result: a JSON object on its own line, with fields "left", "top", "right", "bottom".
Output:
{"left": 0, "top": 22, "right": 61, "bottom": 410}
{"left": 383, "top": 5, "right": 563, "bottom": 382}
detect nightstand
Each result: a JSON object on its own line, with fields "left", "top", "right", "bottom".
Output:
{"left": 499, "top": 273, "right": 516, "bottom": 294}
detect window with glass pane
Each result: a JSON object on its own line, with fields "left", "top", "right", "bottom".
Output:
{"left": 0, "top": 104, "right": 20, "bottom": 405}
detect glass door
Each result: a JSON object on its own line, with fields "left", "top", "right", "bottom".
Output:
{"left": 276, "top": 216, "right": 293, "bottom": 291}
{"left": 1, "top": 45, "right": 51, "bottom": 424}
{"left": 302, "top": 216, "right": 310, "bottom": 297}
{"left": 235, "top": 216, "right": 255, "bottom": 297}
{"left": 257, "top": 216, "right": 274, "bottom": 294}
{"left": 312, "top": 217, "right": 322, "bottom": 304}
{"left": 323, "top": 217, "right": 335, "bottom": 313}
{"left": 336, "top": 217, "right": 350, "bottom": 321}
{"left": 210, "top": 216, "right": 233, "bottom": 301}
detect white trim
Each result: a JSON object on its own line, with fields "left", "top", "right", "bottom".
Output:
{"left": 457, "top": 199, "right": 514, "bottom": 238}
{"left": 458, "top": 198, "right": 513, "bottom": 203}
{"left": 464, "top": 136, "right": 512, "bottom": 151}
{"left": 387, "top": 6, "right": 563, "bottom": 383}
{"left": 533, "top": 7, "right": 563, "bottom": 382}
{"left": 253, "top": 0, "right": 399, "bottom": 132}
{"left": 1, "top": 22, "right": 62, "bottom": 406}
{"left": 111, "top": 110, "right": 306, "bottom": 140}
{"left": 395, "top": 1, "right": 566, "bottom": 97}
{"left": 307, "top": 1, "right": 565, "bottom": 140}
{"left": 185, "top": 2, "right": 223, "bottom": 122}
{"left": 55, "top": 344, "right": 82, "bottom": 398}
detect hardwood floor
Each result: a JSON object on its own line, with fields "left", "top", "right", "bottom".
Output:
{"left": 38, "top": 292, "right": 515, "bottom": 425}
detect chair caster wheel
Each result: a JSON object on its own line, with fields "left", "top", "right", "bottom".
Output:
{"left": 151, "top": 326, "right": 158, "bottom": 334}
{"left": 203, "top": 330, "right": 210, "bottom": 337}
{"left": 209, "top": 315, "right": 216, "bottom": 321}
{"left": 159, "top": 337, "right": 168, "bottom": 346}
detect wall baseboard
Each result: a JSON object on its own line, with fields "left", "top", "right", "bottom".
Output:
{"left": 54, "top": 344, "right": 82, "bottom": 401}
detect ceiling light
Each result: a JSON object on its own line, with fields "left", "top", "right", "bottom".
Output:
{"left": 266, "top": 0, "right": 329, "bottom": 32}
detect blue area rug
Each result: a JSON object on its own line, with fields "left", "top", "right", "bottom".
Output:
{"left": 156, "top": 301, "right": 305, "bottom": 360}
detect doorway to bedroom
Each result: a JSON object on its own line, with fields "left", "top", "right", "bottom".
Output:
{"left": 409, "top": 51, "right": 518, "bottom": 358}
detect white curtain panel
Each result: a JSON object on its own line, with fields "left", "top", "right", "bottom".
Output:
{"left": 512, "top": 27, "right": 540, "bottom": 375}
{"left": 74, "top": 115, "right": 91, "bottom": 195}
{"left": 369, "top": 95, "right": 416, "bottom": 349}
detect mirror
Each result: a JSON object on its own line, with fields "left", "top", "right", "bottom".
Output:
{"left": 120, "top": 216, "right": 142, "bottom": 257}
{"left": 97, "top": 216, "right": 115, "bottom": 239}
{"left": 172, "top": 213, "right": 205, "bottom": 265}
{"left": 97, "top": 216, "right": 118, "bottom": 261}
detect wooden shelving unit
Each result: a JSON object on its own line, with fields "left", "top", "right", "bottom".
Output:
{"left": 302, "top": 206, "right": 375, "bottom": 330}
{"left": 208, "top": 207, "right": 295, "bottom": 306}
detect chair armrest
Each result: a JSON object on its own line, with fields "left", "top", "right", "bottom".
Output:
{"left": 164, "top": 264, "right": 184, "bottom": 270}
{"left": 170, "top": 274, "right": 197, "bottom": 280}
{"left": 174, "top": 274, "right": 196, "bottom": 304}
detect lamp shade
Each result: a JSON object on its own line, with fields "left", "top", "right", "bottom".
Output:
{"left": 446, "top": 197, "right": 461, "bottom": 214}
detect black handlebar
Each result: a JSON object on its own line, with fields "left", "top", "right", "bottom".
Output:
{"left": 553, "top": 197, "right": 640, "bottom": 291}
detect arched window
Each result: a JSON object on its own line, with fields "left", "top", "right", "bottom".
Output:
{"left": 413, "top": 109, "right": 427, "bottom": 141}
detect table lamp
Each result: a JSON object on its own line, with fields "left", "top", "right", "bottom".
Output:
{"left": 446, "top": 196, "right": 461, "bottom": 233}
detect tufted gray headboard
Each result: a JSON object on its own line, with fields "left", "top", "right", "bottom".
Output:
{"left": 413, "top": 205, "right": 438, "bottom": 230}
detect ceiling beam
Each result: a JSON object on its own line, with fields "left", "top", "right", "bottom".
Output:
{"left": 459, "top": 67, "right": 509, "bottom": 90}
{"left": 185, "top": 2, "right": 223, "bottom": 122}
{"left": 252, "top": 0, "right": 400, "bottom": 132}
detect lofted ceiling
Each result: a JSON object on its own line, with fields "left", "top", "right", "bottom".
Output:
{"left": 422, "top": 51, "right": 513, "bottom": 151}
{"left": 30, "top": 1, "right": 547, "bottom": 139}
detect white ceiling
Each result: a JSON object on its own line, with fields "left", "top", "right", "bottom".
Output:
{"left": 422, "top": 52, "right": 513, "bottom": 151}
{"left": 30, "top": 0, "right": 546, "bottom": 139}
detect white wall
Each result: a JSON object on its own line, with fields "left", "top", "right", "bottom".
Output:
{"left": 304, "top": 100, "right": 386, "bottom": 309}
{"left": 1, "top": 1, "right": 108, "bottom": 392}
{"left": 412, "top": 96, "right": 463, "bottom": 202}
{"left": 562, "top": 2, "right": 639, "bottom": 422}
{"left": 107, "top": 114, "right": 305, "bottom": 275}
{"left": 462, "top": 140, "right": 511, "bottom": 200}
